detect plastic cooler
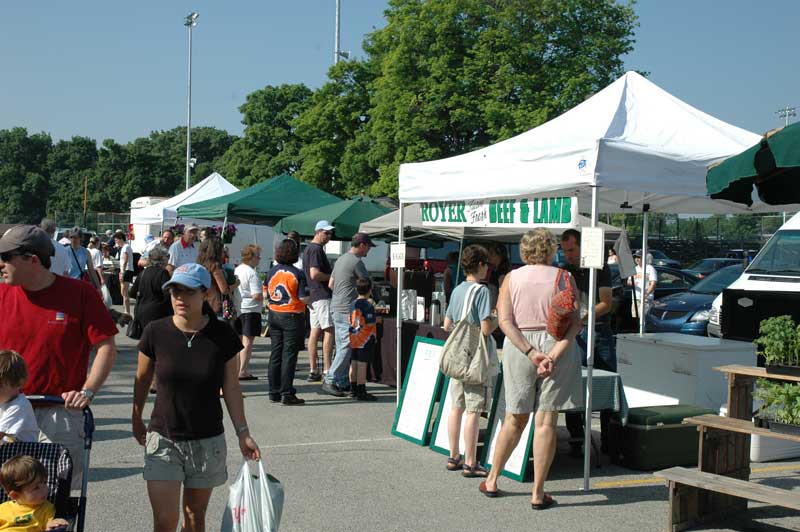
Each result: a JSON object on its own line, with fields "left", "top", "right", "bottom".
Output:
{"left": 607, "top": 405, "right": 715, "bottom": 470}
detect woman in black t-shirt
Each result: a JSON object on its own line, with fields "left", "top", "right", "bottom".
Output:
{"left": 132, "top": 263, "right": 261, "bottom": 532}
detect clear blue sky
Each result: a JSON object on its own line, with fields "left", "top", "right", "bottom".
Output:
{"left": 1, "top": 1, "right": 798, "bottom": 144}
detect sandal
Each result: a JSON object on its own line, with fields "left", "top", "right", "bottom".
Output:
{"left": 479, "top": 480, "right": 499, "bottom": 498}
{"left": 531, "top": 493, "right": 556, "bottom": 510}
{"left": 446, "top": 455, "right": 464, "bottom": 471}
{"left": 462, "top": 464, "right": 489, "bottom": 478}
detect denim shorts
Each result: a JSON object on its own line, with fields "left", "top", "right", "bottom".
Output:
{"left": 143, "top": 432, "right": 227, "bottom": 489}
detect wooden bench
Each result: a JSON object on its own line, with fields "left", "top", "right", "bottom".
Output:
{"left": 655, "top": 365, "right": 800, "bottom": 531}
{"left": 655, "top": 467, "right": 800, "bottom": 532}
{"left": 685, "top": 414, "right": 800, "bottom": 443}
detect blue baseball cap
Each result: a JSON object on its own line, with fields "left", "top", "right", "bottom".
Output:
{"left": 162, "top": 263, "right": 211, "bottom": 291}
{"left": 314, "top": 220, "right": 334, "bottom": 232}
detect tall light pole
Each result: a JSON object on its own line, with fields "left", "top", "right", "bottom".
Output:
{"left": 184, "top": 12, "right": 199, "bottom": 191}
{"left": 333, "top": 0, "right": 349, "bottom": 64}
{"left": 776, "top": 105, "right": 796, "bottom": 127}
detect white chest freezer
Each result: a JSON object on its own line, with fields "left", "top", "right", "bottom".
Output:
{"left": 616, "top": 333, "right": 756, "bottom": 410}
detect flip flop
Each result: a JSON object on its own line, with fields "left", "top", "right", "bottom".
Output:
{"left": 479, "top": 481, "right": 499, "bottom": 498}
{"left": 238, "top": 375, "right": 258, "bottom": 381}
{"left": 446, "top": 454, "right": 464, "bottom": 471}
{"left": 531, "top": 493, "right": 555, "bottom": 510}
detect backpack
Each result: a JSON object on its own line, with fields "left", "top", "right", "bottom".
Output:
{"left": 439, "top": 283, "right": 490, "bottom": 385}
{"left": 547, "top": 268, "right": 578, "bottom": 340}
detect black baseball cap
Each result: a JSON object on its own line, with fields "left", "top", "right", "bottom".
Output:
{"left": 352, "top": 232, "right": 376, "bottom": 248}
{"left": 0, "top": 225, "right": 55, "bottom": 258}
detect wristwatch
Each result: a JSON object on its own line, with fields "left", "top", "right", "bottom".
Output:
{"left": 81, "top": 389, "right": 95, "bottom": 401}
{"left": 235, "top": 425, "right": 249, "bottom": 436}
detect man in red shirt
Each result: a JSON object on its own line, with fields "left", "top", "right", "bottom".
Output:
{"left": 0, "top": 225, "right": 118, "bottom": 489}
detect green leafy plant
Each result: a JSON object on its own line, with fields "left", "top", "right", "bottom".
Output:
{"left": 755, "top": 378, "right": 800, "bottom": 425}
{"left": 754, "top": 315, "right": 800, "bottom": 366}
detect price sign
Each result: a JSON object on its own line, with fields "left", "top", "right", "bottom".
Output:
{"left": 580, "top": 227, "right": 605, "bottom": 270}
{"left": 391, "top": 242, "right": 407, "bottom": 268}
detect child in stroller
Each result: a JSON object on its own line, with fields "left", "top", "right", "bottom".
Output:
{"left": 0, "top": 455, "right": 68, "bottom": 530}
{"left": 0, "top": 350, "right": 39, "bottom": 443}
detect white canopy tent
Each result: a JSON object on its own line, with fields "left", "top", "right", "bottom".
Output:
{"left": 129, "top": 172, "right": 273, "bottom": 269}
{"left": 131, "top": 172, "right": 238, "bottom": 226}
{"left": 396, "top": 71, "right": 793, "bottom": 490}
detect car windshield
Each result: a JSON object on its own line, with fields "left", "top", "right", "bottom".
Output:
{"left": 747, "top": 230, "right": 800, "bottom": 276}
{"left": 690, "top": 265, "right": 744, "bottom": 295}
{"left": 686, "top": 259, "right": 718, "bottom": 272}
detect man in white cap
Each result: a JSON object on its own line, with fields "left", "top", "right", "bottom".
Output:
{"left": 166, "top": 224, "right": 200, "bottom": 275}
{"left": 302, "top": 220, "right": 335, "bottom": 382}
{"left": 0, "top": 225, "right": 118, "bottom": 489}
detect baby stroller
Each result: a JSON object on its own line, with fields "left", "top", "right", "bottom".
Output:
{"left": 0, "top": 395, "right": 94, "bottom": 532}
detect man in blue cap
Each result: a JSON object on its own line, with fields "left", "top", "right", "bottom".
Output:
{"left": 302, "top": 220, "right": 335, "bottom": 383}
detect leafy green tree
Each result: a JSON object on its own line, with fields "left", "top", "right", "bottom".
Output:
{"left": 361, "top": 0, "right": 637, "bottom": 196}
{"left": 47, "top": 136, "right": 99, "bottom": 215}
{"left": 295, "top": 61, "right": 376, "bottom": 196}
{"left": 0, "top": 128, "right": 52, "bottom": 223}
{"left": 219, "top": 84, "right": 313, "bottom": 187}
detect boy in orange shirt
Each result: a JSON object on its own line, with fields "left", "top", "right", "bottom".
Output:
{"left": 348, "top": 278, "right": 377, "bottom": 401}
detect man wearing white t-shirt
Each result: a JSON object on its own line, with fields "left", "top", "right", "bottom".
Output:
{"left": 628, "top": 251, "right": 657, "bottom": 320}
{"left": 114, "top": 232, "right": 135, "bottom": 314}
{"left": 39, "top": 219, "right": 69, "bottom": 276}
{"left": 166, "top": 224, "right": 199, "bottom": 274}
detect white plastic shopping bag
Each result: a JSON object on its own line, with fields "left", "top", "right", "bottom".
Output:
{"left": 221, "top": 460, "right": 284, "bottom": 532}
{"left": 100, "top": 284, "right": 113, "bottom": 308}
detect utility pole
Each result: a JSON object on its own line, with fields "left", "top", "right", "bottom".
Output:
{"left": 775, "top": 106, "right": 794, "bottom": 223}
{"left": 776, "top": 105, "right": 796, "bottom": 127}
{"left": 334, "top": 0, "right": 349, "bottom": 64}
{"left": 184, "top": 12, "right": 199, "bottom": 191}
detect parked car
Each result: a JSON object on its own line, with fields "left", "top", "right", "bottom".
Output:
{"left": 610, "top": 264, "right": 699, "bottom": 333}
{"left": 633, "top": 249, "right": 681, "bottom": 269}
{"left": 646, "top": 264, "right": 744, "bottom": 336}
{"left": 682, "top": 258, "right": 741, "bottom": 279}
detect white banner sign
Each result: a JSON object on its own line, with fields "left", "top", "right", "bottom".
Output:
{"left": 420, "top": 196, "right": 577, "bottom": 229}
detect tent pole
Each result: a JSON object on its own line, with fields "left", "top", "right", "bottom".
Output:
{"left": 583, "top": 185, "right": 598, "bottom": 491}
{"left": 454, "top": 235, "right": 465, "bottom": 286}
{"left": 639, "top": 211, "right": 649, "bottom": 336}
{"left": 396, "top": 203, "right": 405, "bottom": 404}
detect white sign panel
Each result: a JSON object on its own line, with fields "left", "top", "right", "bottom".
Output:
{"left": 483, "top": 382, "right": 534, "bottom": 481}
{"left": 431, "top": 380, "right": 467, "bottom": 455}
{"left": 580, "top": 227, "right": 606, "bottom": 270}
{"left": 390, "top": 242, "right": 407, "bottom": 268}
{"left": 391, "top": 338, "right": 444, "bottom": 445}
{"left": 420, "top": 196, "right": 578, "bottom": 229}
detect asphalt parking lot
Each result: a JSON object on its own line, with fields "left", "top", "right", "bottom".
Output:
{"left": 84, "top": 325, "right": 800, "bottom": 532}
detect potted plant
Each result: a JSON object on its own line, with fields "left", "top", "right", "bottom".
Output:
{"left": 754, "top": 378, "right": 800, "bottom": 435}
{"left": 222, "top": 223, "right": 237, "bottom": 244}
{"left": 754, "top": 315, "right": 800, "bottom": 377}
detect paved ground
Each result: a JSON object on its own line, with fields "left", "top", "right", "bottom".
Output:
{"left": 83, "top": 320, "right": 800, "bottom": 531}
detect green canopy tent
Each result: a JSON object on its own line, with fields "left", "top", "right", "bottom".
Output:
{"left": 707, "top": 122, "right": 800, "bottom": 206}
{"left": 176, "top": 174, "right": 340, "bottom": 225}
{"left": 273, "top": 196, "right": 392, "bottom": 240}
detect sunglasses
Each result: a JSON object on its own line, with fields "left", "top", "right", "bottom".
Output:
{"left": 0, "top": 251, "right": 31, "bottom": 262}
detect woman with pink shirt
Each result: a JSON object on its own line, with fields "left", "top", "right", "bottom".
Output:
{"left": 480, "top": 228, "right": 583, "bottom": 510}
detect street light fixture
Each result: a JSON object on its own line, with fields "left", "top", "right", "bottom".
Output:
{"left": 776, "top": 105, "right": 796, "bottom": 127}
{"left": 184, "top": 11, "right": 199, "bottom": 191}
